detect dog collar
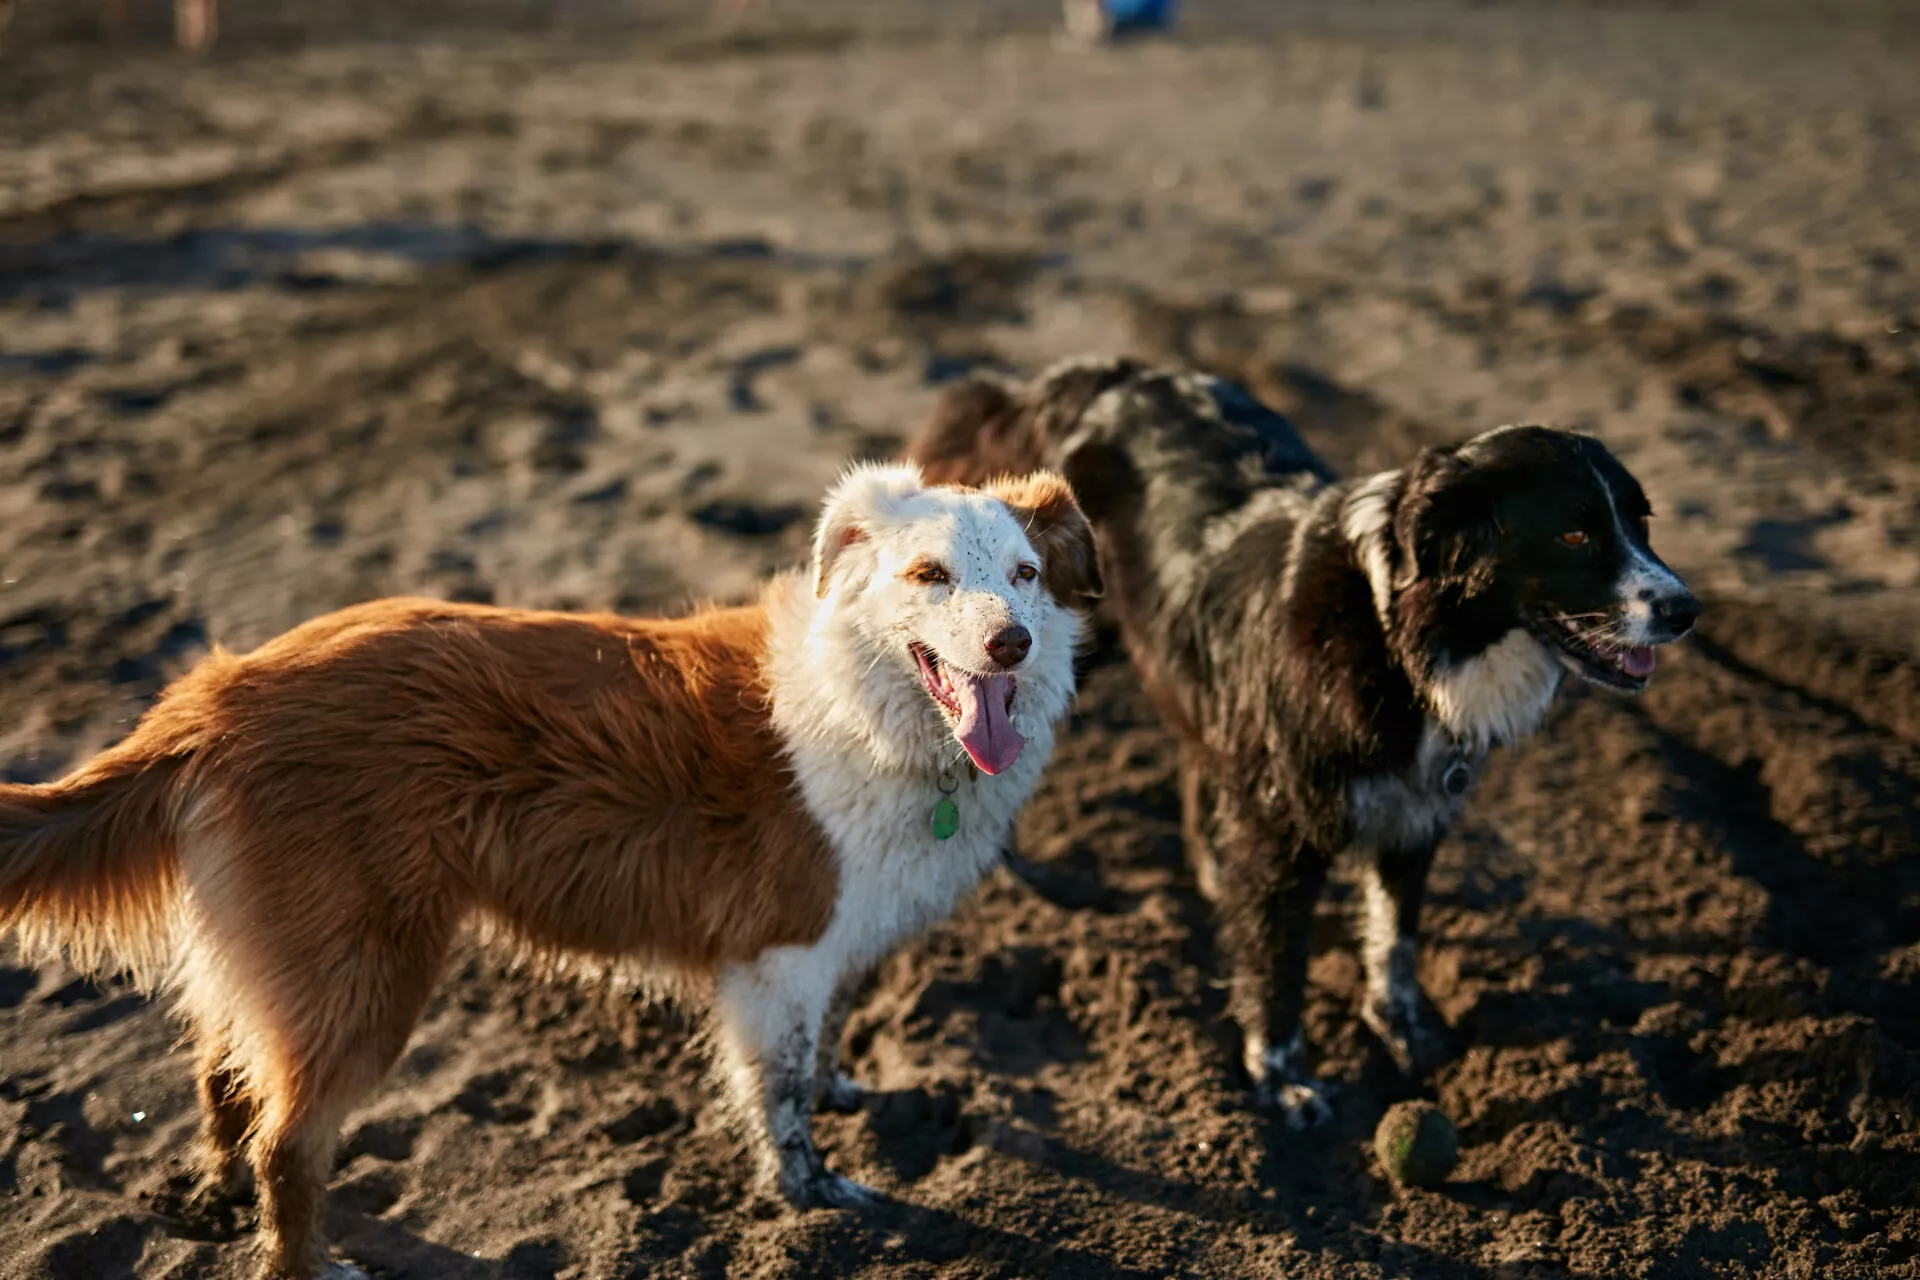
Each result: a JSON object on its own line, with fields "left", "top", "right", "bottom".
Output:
{"left": 932, "top": 767, "right": 962, "bottom": 840}
{"left": 1439, "top": 739, "right": 1478, "bottom": 797}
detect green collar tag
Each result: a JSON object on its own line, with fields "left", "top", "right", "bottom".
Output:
{"left": 931, "top": 796, "right": 959, "bottom": 841}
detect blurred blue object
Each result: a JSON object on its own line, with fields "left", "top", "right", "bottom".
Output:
{"left": 1106, "top": 0, "right": 1175, "bottom": 26}
{"left": 1062, "top": 0, "right": 1176, "bottom": 41}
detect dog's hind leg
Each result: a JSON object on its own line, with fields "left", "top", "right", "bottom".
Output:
{"left": 715, "top": 950, "right": 873, "bottom": 1210}
{"left": 248, "top": 1087, "right": 350, "bottom": 1280}
{"left": 1358, "top": 841, "right": 1451, "bottom": 1077}
{"left": 192, "top": 1031, "right": 255, "bottom": 1199}
{"left": 220, "top": 901, "right": 456, "bottom": 1279}
{"left": 1213, "top": 796, "right": 1333, "bottom": 1128}
{"left": 812, "top": 966, "right": 872, "bottom": 1114}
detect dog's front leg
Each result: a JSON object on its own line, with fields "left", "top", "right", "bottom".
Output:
{"left": 813, "top": 965, "right": 873, "bottom": 1114}
{"left": 1359, "top": 840, "right": 1452, "bottom": 1077}
{"left": 714, "top": 952, "right": 876, "bottom": 1210}
{"left": 1212, "top": 798, "right": 1334, "bottom": 1128}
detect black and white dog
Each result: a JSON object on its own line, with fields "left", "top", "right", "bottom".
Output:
{"left": 906, "top": 356, "right": 1700, "bottom": 1124}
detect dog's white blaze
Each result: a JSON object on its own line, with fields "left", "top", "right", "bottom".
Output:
{"left": 1341, "top": 470, "right": 1401, "bottom": 626}
{"left": 1589, "top": 459, "right": 1686, "bottom": 645}
{"left": 754, "top": 467, "right": 1083, "bottom": 1149}
{"left": 1615, "top": 549, "right": 1688, "bottom": 643}
{"left": 1426, "top": 628, "right": 1562, "bottom": 749}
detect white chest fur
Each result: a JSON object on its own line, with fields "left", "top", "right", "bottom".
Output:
{"left": 1349, "top": 628, "right": 1560, "bottom": 853}
{"left": 1425, "top": 627, "right": 1563, "bottom": 751}
{"left": 783, "top": 738, "right": 1051, "bottom": 973}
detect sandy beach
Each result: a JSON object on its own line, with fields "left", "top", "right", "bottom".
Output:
{"left": 1, "top": 1, "right": 1918, "bottom": 1275}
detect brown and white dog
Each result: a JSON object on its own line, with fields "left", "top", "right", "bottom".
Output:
{"left": 0, "top": 463, "right": 1097, "bottom": 1280}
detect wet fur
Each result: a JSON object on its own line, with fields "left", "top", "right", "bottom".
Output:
{"left": 907, "top": 356, "right": 1697, "bottom": 1121}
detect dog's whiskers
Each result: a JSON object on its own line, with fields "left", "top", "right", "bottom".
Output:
{"left": 1564, "top": 615, "right": 1637, "bottom": 653}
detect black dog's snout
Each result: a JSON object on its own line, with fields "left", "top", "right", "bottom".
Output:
{"left": 1652, "top": 591, "right": 1701, "bottom": 638}
{"left": 985, "top": 624, "right": 1032, "bottom": 669}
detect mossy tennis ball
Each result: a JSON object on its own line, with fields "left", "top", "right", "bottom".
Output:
{"left": 1373, "top": 1101, "right": 1458, "bottom": 1189}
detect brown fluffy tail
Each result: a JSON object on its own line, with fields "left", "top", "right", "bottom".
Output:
{"left": 0, "top": 750, "right": 185, "bottom": 983}
{"left": 904, "top": 357, "right": 1146, "bottom": 487}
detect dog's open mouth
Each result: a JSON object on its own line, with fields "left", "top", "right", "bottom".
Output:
{"left": 1530, "top": 612, "right": 1659, "bottom": 692}
{"left": 911, "top": 644, "right": 1024, "bottom": 775}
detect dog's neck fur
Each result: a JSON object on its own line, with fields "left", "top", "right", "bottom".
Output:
{"left": 1339, "top": 471, "right": 1562, "bottom": 752}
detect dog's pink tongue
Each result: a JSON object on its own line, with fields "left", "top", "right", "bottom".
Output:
{"left": 1622, "top": 646, "right": 1657, "bottom": 679}
{"left": 951, "top": 671, "right": 1024, "bottom": 775}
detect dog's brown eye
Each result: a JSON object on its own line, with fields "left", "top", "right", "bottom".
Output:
{"left": 912, "top": 563, "right": 949, "bottom": 585}
{"left": 1559, "top": 530, "right": 1590, "bottom": 547}
{"left": 1014, "top": 563, "right": 1038, "bottom": 583}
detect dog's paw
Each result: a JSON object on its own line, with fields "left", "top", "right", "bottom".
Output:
{"left": 1246, "top": 1030, "right": 1332, "bottom": 1129}
{"left": 815, "top": 1169, "right": 879, "bottom": 1209}
{"left": 1259, "top": 1076, "right": 1334, "bottom": 1130}
{"left": 814, "top": 1072, "right": 865, "bottom": 1114}
{"left": 781, "top": 1164, "right": 878, "bottom": 1211}
{"left": 1362, "top": 995, "right": 1452, "bottom": 1079}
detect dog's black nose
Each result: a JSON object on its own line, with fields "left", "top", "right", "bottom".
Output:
{"left": 1653, "top": 591, "right": 1702, "bottom": 638}
{"left": 985, "top": 624, "right": 1032, "bottom": 669}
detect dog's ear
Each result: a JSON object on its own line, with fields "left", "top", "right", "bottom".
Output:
{"left": 987, "top": 470, "right": 1102, "bottom": 605}
{"left": 1394, "top": 446, "right": 1499, "bottom": 596}
{"left": 904, "top": 378, "right": 1022, "bottom": 487}
{"left": 813, "top": 463, "right": 924, "bottom": 598}
{"left": 812, "top": 512, "right": 869, "bottom": 599}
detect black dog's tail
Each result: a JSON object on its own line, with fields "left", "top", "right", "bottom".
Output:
{"left": 904, "top": 357, "right": 1147, "bottom": 488}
